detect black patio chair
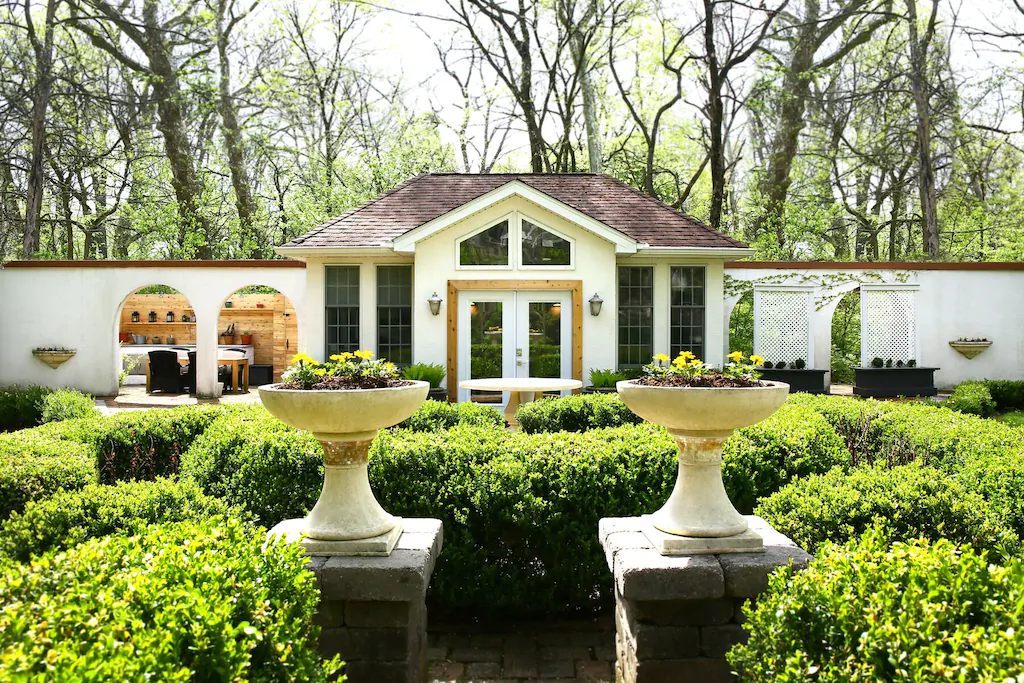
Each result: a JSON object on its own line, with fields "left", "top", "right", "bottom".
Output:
{"left": 183, "top": 352, "right": 198, "bottom": 394}
{"left": 148, "top": 350, "right": 185, "bottom": 394}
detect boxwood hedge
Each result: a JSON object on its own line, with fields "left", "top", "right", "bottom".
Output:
{"left": 755, "top": 464, "right": 1017, "bottom": 556}
{"left": 0, "top": 477, "right": 246, "bottom": 562}
{"left": 515, "top": 393, "right": 641, "bottom": 433}
{"left": 0, "top": 434, "right": 97, "bottom": 520}
{"left": 0, "top": 518, "right": 340, "bottom": 682}
{"left": 729, "top": 533, "right": 1024, "bottom": 682}
{"left": 946, "top": 379, "right": 1024, "bottom": 416}
{"left": 397, "top": 399, "right": 504, "bottom": 431}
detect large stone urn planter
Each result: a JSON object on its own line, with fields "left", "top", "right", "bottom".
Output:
{"left": 259, "top": 381, "right": 429, "bottom": 556}
{"left": 616, "top": 380, "right": 789, "bottom": 554}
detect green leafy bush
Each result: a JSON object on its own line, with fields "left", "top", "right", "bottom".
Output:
{"left": 945, "top": 380, "right": 997, "bottom": 416}
{"left": 516, "top": 393, "right": 642, "bottom": 433}
{"left": 0, "top": 478, "right": 246, "bottom": 562}
{"left": 397, "top": 399, "right": 504, "bottom": 431}
{"left": 0, "top": 518, "right": 340, "bottom": 681}
{"left": 721, "top": 403, "right": 850, "bottom": 514}
{"left": 181, "top": 410, "right": 322, "bottom": 526}
{"left": 94, "top": 404, "right": 224, "bottom": 483}
{"left": 984, "top": 380, "right": 1024, "bottom": 410}
{"left": 401, "top": 362, "right": 446, "bottom": 387}
{"left": 370, "top": 423, "right": 677, "bottom": 615}
{"left": 0, "top": 384, "right": 53, "bottom": 431}
{"left": 39, "top": 388, "right": 100, "bottom": 423}
{"left": 756, "top": 464, "right": 1017, "bottom": 555}
{"left": 729, "top": 533, "right": 1024, "bottom": 682}
{"left": 588, "top": 368, "right": 626, "bottom": 388}
{"left": 0, "top": 435, "right": 97, "bottom": 520}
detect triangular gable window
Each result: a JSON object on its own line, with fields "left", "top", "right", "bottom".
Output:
{"left": 459, "top": 220, "right": 509, "bottom": 266}
{"left": 521, "top": 219, "right": 570, "bottom": 266}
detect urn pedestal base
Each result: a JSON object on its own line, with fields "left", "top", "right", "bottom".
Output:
{"left": 269, "top": 517, "right": 404, "bottom": 557}
{"left": 641, "top": 515, "right": 763, "bottom": 555}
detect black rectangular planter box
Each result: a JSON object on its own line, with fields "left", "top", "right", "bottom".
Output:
{"left": 853, "top": 367, "right": 938, "bottom": 398}
{"left": 758, "top": 368, "right": 829, "bottom": 394}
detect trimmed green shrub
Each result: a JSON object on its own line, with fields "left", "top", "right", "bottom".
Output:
{"left": 516, "top": 393, "right": 642, "bottom": 433}
{"left": 985, "top": 379, "right": 1024, "bottom": 410}
{"left": 370, "top": 423, "right": 677, "bottom": 615}
{"left": 181, "top": 410, "right": 322, "bottom": 526}
{"left": 956, "top": 450, "right": 1024, "bottom": 539}
{"left": 729, "top": 533, "right": 1024, "bottom": 682}
{"left": 0, "top": 384, "right": 52, "bottom": 431}
{"left": 864, "top": 402, "right": 1024, "bottom": 472}
{"left": 722, "top": 403, "right": 850, "bottom": 514}
{"left": 38, "top": 388, "right": 99, "bottom": 423}
{"left": 0, "top": 436, "right": 97, "bottom": 520}
{"left": 94, "top": 404, "right": 225, "bottom": 483}
{"left": 16, "top": 415, "right": 107, "bottom": 444}
{"left": 945, "top": 380, "right": 997, "bottom": 416}
{"left": 0, "top": 517, "right": 341, "bottom": 681}
{"left": 0, "top": 478, "right": 246, "bottom": 562}
{"left": 397, "top": 399, "right": 504, "bottom": 431}
{"left": 784, "top": 393, "right": 889, "bottom": 456}
{"left": 756, "top": 464, "right": 1017, "bottom": 555}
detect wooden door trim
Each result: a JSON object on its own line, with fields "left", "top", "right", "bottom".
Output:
{"left": 447, "top": 279, "right": 583, "bottom": 402}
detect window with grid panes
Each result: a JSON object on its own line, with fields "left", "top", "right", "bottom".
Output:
{"left": 376, "top": 266, "right": 412, "bottom": 365}
{"left": 325, "top": 266, "right": 359, "bottom": 356}
{"left": 617, "top": 266, "right": 654, "bottom": 369}
{"left": 670, "top": 266, "right": 705, "bottom": 360}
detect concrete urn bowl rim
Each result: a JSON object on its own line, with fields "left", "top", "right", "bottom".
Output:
{"left": 616, "top": 379, "right": 790, "bottom": 553}
{"left": 258, "top": 380, "right": 429, "bottom": 555}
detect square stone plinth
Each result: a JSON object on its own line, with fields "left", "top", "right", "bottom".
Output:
{"left": 600, "top": 516, "right": 811, "bottom": 683}
{"left": 308, "top": 518, "right": 443, "bottom": 683}
{"left": 268, "top": 517, "right": 404, "bottom": 556}
{"left": 640, "top": 515, "right": 765, "bottom": 555}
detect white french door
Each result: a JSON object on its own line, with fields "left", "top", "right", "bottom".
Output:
{"left": 457, "top": 290, "right": 573, "bottom": 405}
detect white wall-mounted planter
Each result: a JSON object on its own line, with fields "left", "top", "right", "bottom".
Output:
{"left": 32, "top": 350, "right": 76, "bottom": 369}
{"left": 948, "top": 340, "right": 992, "bottom": 360}
{"left": 259, "top": 381, "right": 429, "bottom": 556}
{"left": 616, "top": 380, "right": 790, "bottom": 555}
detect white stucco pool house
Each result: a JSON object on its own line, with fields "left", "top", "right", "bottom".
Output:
{"left": 276, "top": 173, "right": 752, "bottom": 401}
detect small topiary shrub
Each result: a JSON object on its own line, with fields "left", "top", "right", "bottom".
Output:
{"left": 729, "top": 533, "right": 1024, "bottom": 682}
{"left": 397, "top": 399, "right": 504, "bottom": 432}
{"left": 0, "top": 477, "right": 247, "bottom": 562}
{"left": 0, "top": 384, "right": 53, "bottom": 431}
{"left": 722, "top": 403, "right": 850, "bottom": 514}
{"left": 0, "top": 517, "right": 341, "bottom": 681}
{"left": 0, "top": 436, "right": 97, "bottom": 520}
{"left": 756, "top": 464, "right": 1018, "bottom": 556}
{"left": 945, "top": 380, "right": 997, "bottom": 416}
{"left": 180, "top": 410, "right": 322, "bottom": 526}
{"left": 984, "top": 379, "right": 1024, "bottom": 411}
{"left": 38, "top": 388, "right": 99, "bottom": 423}
{"left": 516, "top": 393, "right": 642, "bottom": 433}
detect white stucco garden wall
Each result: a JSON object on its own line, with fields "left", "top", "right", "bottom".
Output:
{"left": 726, "top": 265, "right": 1024, "bottom": 388}
{"left": 0, "top": 263, "right": 307, "bottom": 397}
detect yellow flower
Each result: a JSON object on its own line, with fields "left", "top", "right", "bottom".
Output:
{"left": 672, "top": 356, "right": 688, "bottom": 368}
{"left": 354, "top": 349, "right": 374, "bottom": 361}
{"left": 677, "top": 351, "right": 696, "bottom": 361}
{"left": 314, "top": 368, "right": 327, "bottom": 377}
{"left": 689, "top": 360, "right": 705, "bottom": 369}
{"left": 750, "top": 355, "right": 765, "bottom": 366}
{"left": 728, "top": 351, "right": 744, "bottom": 363}
{"left": 653, "top": 353, "right": 671, "bottom": 363}
{"left": 290, "top": 353, "right": 314, "bottom": 365}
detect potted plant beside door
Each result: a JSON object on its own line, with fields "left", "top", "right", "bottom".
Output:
{"left": 259, "top": 351, "right": 428, "bottom": 556}
{"left": 616, "top": 351, "right": 789, "bottom": 554}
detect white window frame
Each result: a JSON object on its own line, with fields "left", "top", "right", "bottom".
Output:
{"left": 455, "top": 212, "right": 576, "bottom": 271}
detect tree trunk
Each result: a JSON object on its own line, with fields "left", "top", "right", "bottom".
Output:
{"left": 216, "top": 0, "right": 259, "bottom": 258}
{"left": 1, "top": 160, "right": 23, "bottom": 259}
{"left": 142, "top": 0, "right": 212, "bottom": 259}
{"left": 906, "top": 0, "right": 940, "bottom": 258}
{"left": 704, "top": 1, "right": 726, "bottom": 230}
{"left": 23, "top": 0, "right": 59, "bottom": 257}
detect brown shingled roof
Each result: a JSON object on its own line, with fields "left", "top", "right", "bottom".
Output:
{"left": 280, "top": 173, "right": 748, "bottom": 250}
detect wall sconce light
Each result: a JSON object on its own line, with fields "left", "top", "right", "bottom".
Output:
{"left": 589, "top": 293, "right": 603, "bottom": 317}
{"left": 428, "top": 292, "right": 443, "bottom": 316}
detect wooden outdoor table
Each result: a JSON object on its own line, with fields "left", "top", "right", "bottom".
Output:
{"left": 459, "top": 377, "right": 583, "bottom": 430}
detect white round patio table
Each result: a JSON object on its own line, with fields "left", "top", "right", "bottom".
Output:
{"left": 459, "top": 377, "right": 584, "bottom": 430}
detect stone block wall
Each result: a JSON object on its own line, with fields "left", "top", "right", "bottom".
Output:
{"left": 600, "top": 516, "right": 811, "bottom": 683}
{"left": 306, "top": 518, "right": 443, "bottom": 683}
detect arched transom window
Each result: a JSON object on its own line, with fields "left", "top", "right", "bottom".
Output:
{"left": 457, "top": 213, "right": 574, "bottom": 269}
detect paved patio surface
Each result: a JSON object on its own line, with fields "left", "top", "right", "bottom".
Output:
{"left": 427, "top": 616, "right": 615, "bottom": 683}
{"left": 99, "top": 383, "right": 262, "bottom": 412}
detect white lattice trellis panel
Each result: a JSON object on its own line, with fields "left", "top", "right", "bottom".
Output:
{"left": 754, "top": 287, "right": 814, "bottom": 367}
{"left": 861, "top": 285, "right": 918, "bottom": 365}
